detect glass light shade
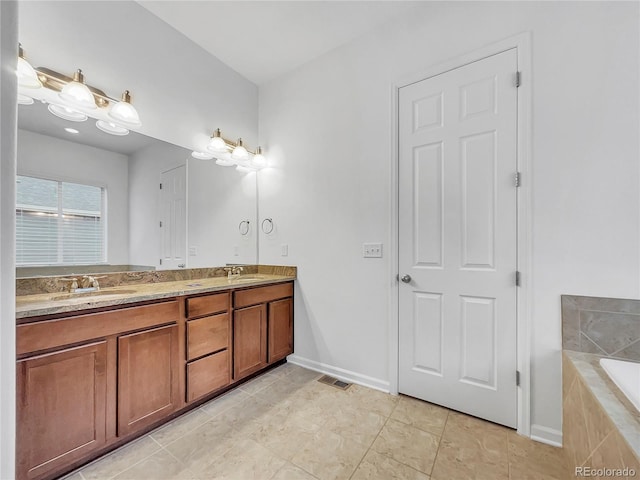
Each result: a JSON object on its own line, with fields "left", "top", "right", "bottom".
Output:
{"left": 48, "top": 103, "right": 88, "bottom": 122}
{"left": 18, "top": 93, "right": 34, "bottom": 105}
{"left": 215, "top": 157, "right": 235, "bottom": 167}
{"left": 231, "top": 140, "right": 249, "bottom": 161}
{"left": 207, "top": 136, "right": 227, "bottom": 153}
{"left": 251, "top": 146, "right": 267, "bottom": 168}
{"left": 17, "top": 56, "right": 42, "bottom": 89}
{"left": 59, "top": 71, "right": 96, "bottom": 110}
{"left": 96, "top": 120, "right": 129, "bottom": 136}
{"left": 191, "top": 151, "right": 215, "bottom": 160}
{"left": 108, "top": 91, "right": 141, "bottom": 127}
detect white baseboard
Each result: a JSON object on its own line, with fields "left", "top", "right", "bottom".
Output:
{"left": 287, "top": 355, "right": 390, "bottom": 393}
{"left": 530, "top": 424, "right": 563, "bottom": 447}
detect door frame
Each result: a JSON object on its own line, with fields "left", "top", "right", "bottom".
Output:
{"left": 388, "top": 32, "right": 532, "bottom": 436}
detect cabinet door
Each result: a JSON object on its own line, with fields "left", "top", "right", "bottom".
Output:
{"left": 17, "top": 341, "right": 108, "bottom": 480}
{"left": 233, "top": 304, "right": 267, "bottom": 380}
{"left": 268, "top": 298, "right": 294, "bottom": 363}
{"left": 118, "top": 324, "right": 179, "bottom": 437}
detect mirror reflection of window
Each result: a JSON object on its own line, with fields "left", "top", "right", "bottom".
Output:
{"left": 16, "top": 175, "right": 105, "bottom": 265}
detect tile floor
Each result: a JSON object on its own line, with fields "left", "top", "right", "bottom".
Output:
{"left": 64, "top": 364, "right": 569, "bottom": 480}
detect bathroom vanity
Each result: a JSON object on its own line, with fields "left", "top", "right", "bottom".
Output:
{"left": 15, "top": 267, "right": 295, "bottom": 480}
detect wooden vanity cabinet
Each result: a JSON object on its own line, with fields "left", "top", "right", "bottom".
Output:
{"left": 17, "top": 341, "right": 108, "bottom": 480}
{"left": 117, "top": 324, "right": 180, "bottom": 436}
{"left": 185, "top": 292, "right": 232, "bottom": 402}
{"left": 233, "top": 282, "right": 294, "bottom": 380}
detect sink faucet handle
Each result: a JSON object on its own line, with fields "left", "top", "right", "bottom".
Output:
{"left": 59, "top": 277, "right": 79, "bottom": 293}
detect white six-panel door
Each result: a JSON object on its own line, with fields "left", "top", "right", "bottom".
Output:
{"left": 159, "top": 165, "right": 187, "bottom": 270}
{"left": 398, "top": 49, "right": 518, "bottom": 428}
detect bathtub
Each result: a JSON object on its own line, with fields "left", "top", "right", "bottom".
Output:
{"left": 599, "top": 358, "right": 640, "bottom": 412}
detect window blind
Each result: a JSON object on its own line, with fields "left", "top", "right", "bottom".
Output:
{"left": 16, "top": 176, "right": 105, "bottom": 265}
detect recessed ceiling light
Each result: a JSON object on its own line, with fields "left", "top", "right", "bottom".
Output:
{"left": 64, "top": 127, "right": 79, "bottom": 134}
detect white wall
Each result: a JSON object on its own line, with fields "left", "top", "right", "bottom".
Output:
{"left": 188, "top": 160, "right": 257, "bottom": 267}
{"left": 258, "top": 1, "right": 640, "bottom": 441}
{"left": 17, "top": 0, "right": 258, "bottom": 154}
{"left": 17, "top": 129, "right": 130, "bottom": 265}
{"left": 0, "top": 1, "right": 17, "bottom": 477}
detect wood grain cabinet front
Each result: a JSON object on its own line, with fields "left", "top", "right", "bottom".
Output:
{"left": 187, "top": 313, "right": 229, "bottom": 361}
{"left": 233, "top": 304, "right": 268, "bottom": 380}
{"left": 17, "top": 341, "right": 108, "bottom": 480}
{"left": 268, "top": 298, "right": 294, "bottom": 363}
{"left": 117, "top": 324, "right": 180, "bottom": 437}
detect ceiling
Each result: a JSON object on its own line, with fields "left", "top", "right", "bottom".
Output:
{"left": 137, "top": 1, "right": 420, "bottom": 85}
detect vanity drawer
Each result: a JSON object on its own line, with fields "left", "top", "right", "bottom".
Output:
{"left": 17, "top": 300, "right": 179, "bottom": 356}
{"left": 186, "top": 292, "right": 229, "bottom": 319}
{"left": 234, "top": 282, "right": 293, "bottom": 309}
{"left": 187, "top": 313, "right": 229, "bottom": 360}
{"left": 186, "top": 350, "right": 230, "bottom": 402}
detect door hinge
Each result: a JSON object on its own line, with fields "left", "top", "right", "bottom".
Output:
{"left": 515, "top": 172, "right": 521, "bottom": 187}
{"left": 515, "top": 271, "right": 521, "bottom": 287}
{"left": 516, "top": 370, "right": 521, "bottom": 386}
{"left": 159, "top": 221, "right": 163, "bottom": 228}
{"left": 159, "top": 259, "right": 162, "bottom": 265}
{"left": 159, "top": 183, "right": 163, "bottom": 190}
{"left": 515, "top": 71, "right": 521, "bottom": 87}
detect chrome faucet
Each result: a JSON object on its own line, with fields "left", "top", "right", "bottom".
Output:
{"left": 80, "top": 275, "right": 101, "bottom": 290}
{"left": 224, "top": 266, "right": 244, "bottom": 279}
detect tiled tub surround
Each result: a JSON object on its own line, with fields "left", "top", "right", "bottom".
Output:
{"left": 562, "top": 295, "right": 640, "bottom": 476}
{"left": 561, "top": 295, "right": 640, "bottom": 360}
{"left": 16, "top": 265, "right": 296, "bottom": 318}
{"left": 563, "top": 351, "right": 639, "bottom": 477}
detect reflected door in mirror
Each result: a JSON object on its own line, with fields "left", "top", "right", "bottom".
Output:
{"left": 160, "top": 165, "right": 186, "bottom": 269}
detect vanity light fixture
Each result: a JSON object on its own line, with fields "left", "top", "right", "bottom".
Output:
{"left": 96, "top": 120, "right": 129, "bottom": 136}
{"left": 48, "top": 103, "right": 88, "bottom": 122}
{"left": 59, "top": 70, "right": 96, "bottom": 110}
{"left": 16, "top": 44, "right": 143, "bottom": 136}
{"left": 17, "top": 45, "right": 42, "bottom": 89}
{"left": 196, "top": 128, "right": 268, "bottom": 170}
{"left": 108, "top": 91, "right": 141, "bottom": 128}
{"left": 191, "top": 151, "right": 215, "bottom": 160}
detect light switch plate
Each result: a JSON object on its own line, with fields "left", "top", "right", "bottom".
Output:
{"left": 189, "top": 246, "right": 198, "bottom": 256}
{"left": 363, "top": 243, "right": 383, "bottom": 258}
{"left": 281, "top": 244, "right": 289, "bottom": 257}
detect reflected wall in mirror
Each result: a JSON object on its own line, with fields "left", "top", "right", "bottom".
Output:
{"left": 16, "top": 100, "right": 257, "bottom": 277}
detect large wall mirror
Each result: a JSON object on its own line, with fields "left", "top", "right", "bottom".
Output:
{"left": 16, "top": 101, "right": 258, "bottom": 277}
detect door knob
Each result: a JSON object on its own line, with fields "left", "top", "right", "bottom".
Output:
{"left": 400, "top": 274, "right": 412, "bottom": 283}
{"left": 177, "top": 264, "right": 185, "bottom": 268}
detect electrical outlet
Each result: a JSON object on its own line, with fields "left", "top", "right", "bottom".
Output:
{"left": 281, "top": 244, "right": 289, "bottom": 257}
{"left": 233, "top": 245, "right": 239, "bottom": 256}
{"left": 189, "top": 246, "right": 198, "bottom": 256}
{"left": 363, "top": 243, "right": 383, "bottom": 258}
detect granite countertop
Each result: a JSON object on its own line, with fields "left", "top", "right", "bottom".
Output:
{"left": 16, "top": 273, "right": 295, "bottom": 319}
{"left": 564, "top": 350, "right": 640, "bottom": 459}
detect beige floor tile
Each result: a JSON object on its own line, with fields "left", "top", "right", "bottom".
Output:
{"left": 371, "top": 418, "right": 440, "bottom": 475}
{"left": 215, "top": 395, "right": 279, "bottom": 435}
{"left": 249, "top": 408, "right": 322, "bottom": 460}
{"left": 150, "top": 408, "right": 211, "bottom": 447}
{"left": 164, "top": 415, "right": 238, "bottom": 474}
{"left": 81, "top": 436, "right": 161, "bottom": 480}
{"left": 285, "top": 366, "right": 323, "bottom": 385}
{"left": 291, "top": 428, "right": 369, "bottom": 480}
{"left": 111, "top": 449, "right": 194, "bottom": 480}
{"left": 259, "top": 378, "right": 309, "bottom": 406}
{"left": 507, "top": 431, "right": 569, "bottom": 480}
{"left": 323, "top": 404, "right": 386, "bottom": 447}
{"left": 431, "top": 412, "right": 509, "bottom": 480}
{"left": 391, "top": 395, "right": 449, "bottom": 436}
{"left": 271, "top": 463, "right": 318, "bottom": 479}
{"left": 339, "top": 384, "right": 399, "bottom": 418}
{"left": 196, "top": 438, "right": 287, "bottom": 480}
{"left": 199, "top": 388, "right": 252, "bottom": 418}
{"left": 351, "top": 450, "right": 430, "bottom": 480}
{"left": 59, "top": 473, "right": 83, "bottom": 480}
{"left": 239, "top": 372, "right": 280, "bottom": 395}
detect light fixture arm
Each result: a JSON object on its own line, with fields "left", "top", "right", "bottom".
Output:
{"left": 210, "top": 129, "right": 261, "bottom": 155}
